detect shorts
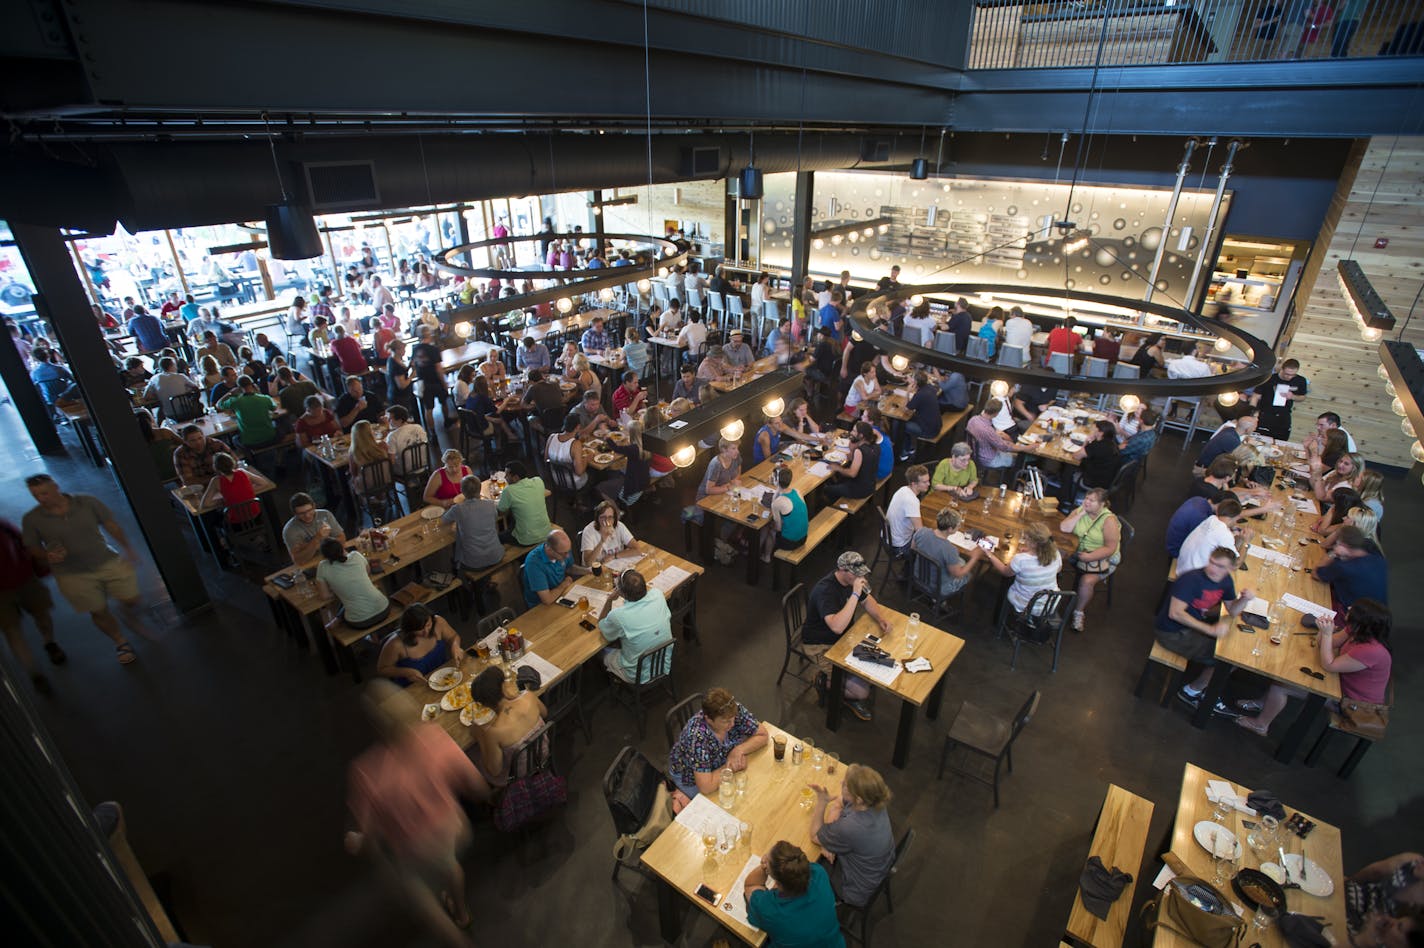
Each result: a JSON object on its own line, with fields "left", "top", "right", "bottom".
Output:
{"left": 54, "top": 557, "right": 138, "bottom": 614}
{"left": 0, "top": 578, "right": 53, "bottom": 627}
{"left": 1154, "top": 626, "right": 1216, "bottom": 665}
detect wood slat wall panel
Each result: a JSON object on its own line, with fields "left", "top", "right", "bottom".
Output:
{"left": 1285, "top": 136, "right": 1424, "bottom": 471}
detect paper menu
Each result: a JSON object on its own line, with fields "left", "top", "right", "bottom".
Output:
{"left": 512, "top": 650, "right": 564, "bottom": 684}
{"left": 807, "top": 461, "right": 832, "bottom": 478}
{"left": 1240, "top": 596, "right": 1270, "bottom": 618}
{"left": 673, "top": 791, "right": 741, "bottom": 836}
{"left": 603, "top": 552, "right": 646, "bottom": 573}
{"left": 1273, "top": 383, "right": 1292, "bottom": 407}
{"left": 649, "top": 565, "right": 693, "bottom": 594}
{"left": 1246, "top": 545, "right": 1293, "bottom": 567}
{"left": 1280, "top": 593, "right": 1335, "bottom": 620}
{"left": 724, "top": 854, "right": 765, "bottom": 931}
{"left": 845, "top": 653, "right": 902, "bottom": 686}
{"left": 1292, "top": 497, "right": 1318, "bottom": 513}
{"left": 567, "top": 585, "right": 613, "bottom": 614}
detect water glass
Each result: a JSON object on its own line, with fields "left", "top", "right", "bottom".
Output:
{"left": 718, "top": 768, "right": 736, "bottom": 809}
{"left": 718, "top": 822, "right": 735, "bottom": 854}
{"left": 734, "top": 770, "right": 748, "bottom": 796}
{"left": 810, "top": 746, "right": 825, "bottom": 771}
{"left": 1212, "top": 848, "right": 1237, "bottom": 886}
{"left": 1211, "top": 799, "right": 1232, "bottom": 825}
{"left": 905, "top": 613, "right": 921, "bottom": 657}
{"left": 1252, "top": 904, "right": 1277, "bottom": 931}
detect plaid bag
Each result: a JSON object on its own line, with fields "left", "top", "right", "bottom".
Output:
{"left": 493, "top": 772, "right": 567, "bottom": 832}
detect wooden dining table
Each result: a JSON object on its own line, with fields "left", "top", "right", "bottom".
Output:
{"left": 504, "top": 307, "right": 618, "bottom": 345}
{"left": 1016, "top": 402, "right": 1113, "bottom": 467}
{"left": 824, "top": 606, "right": 964, "bottom": 768}
{"left": 640, "top": 720, "right": 842, "bottom": 946}
{"left": 708, "top": 355, "right": 782, "bottom": 394}
{"left": 401, "top": 544, "right": 702, "bottom": 751}
{"left": 1187, "top": 501, "right": 1341, "bottom": 762}
{"left": 1152, "top": 762, "right": 1347, "bottom": 947}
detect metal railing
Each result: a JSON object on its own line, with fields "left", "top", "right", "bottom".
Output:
{"left": 967, "top": 1, "right": 1424, "bottom": 70}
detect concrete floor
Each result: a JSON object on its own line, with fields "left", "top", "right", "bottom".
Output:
{"left": 3, "top": 399, "right": 1420, "bottom": 948}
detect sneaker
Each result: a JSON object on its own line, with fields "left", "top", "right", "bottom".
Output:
{"left": 843, "top": 698, "right": 873, "bottom": 722}
{"left": 1211, "top": 699, "right": 1242, "bottom": 720}
{"left": 1175, "top": 686, "right": 1203, "bottom": 709}
{"left": 1071, "top": 611, "right": 1085, "bottom": 632}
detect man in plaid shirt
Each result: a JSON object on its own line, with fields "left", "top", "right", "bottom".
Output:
{"left": 172, "top": 425, "right": 234, "bottom": 486}
{"left": 580, "top": 315, "right": 612, "bottom": 353}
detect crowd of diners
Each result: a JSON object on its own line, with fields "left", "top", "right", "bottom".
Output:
{"left": 3, "top": 239, "right": 1408, "bottom": 948}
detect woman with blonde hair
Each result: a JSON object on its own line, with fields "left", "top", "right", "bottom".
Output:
{"left": 478, "top": 348, "right": 507, "bottom": 387}
{"left": 199, "top": 354, "right": 222, "bottom": 391}
{"left": 422, "top": 449, "right": 472, "bottom": 509}
{"left": 1356, "top": 469, "right": 1385, "bottom": 521}
{"left": 1319, "top": 505, "right": 1381, "bottom": 551}
{"left": 1313, "top": 452, "right": 1365, "bottom": 505}
{"left": 809, "top": 763, "right": 896, "bottom": 907}
{"left": 347, "top": 419, "right": 389, "bottom": 493}
{"left": 570, "top": 353, "right": 598, "bottom": 395}
{"left": 983, "top": 522, "right": 1063, "bottom": 616}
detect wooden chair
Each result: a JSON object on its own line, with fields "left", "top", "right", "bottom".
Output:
{"left": 937, "top": 690, "right": 1041, "bottom": 808}
{"left": 663, "top": 692, "right": 705, "bottom": 749}
{"left": 777, "top": 583, "right": 816, "bottom": 688}
{"left": 999, "top": 589, "right": 1078, "bottom": 672}
{"left": 838, "top": 827, "right": 914, "bottom": 948}
{"left": 606, "top": 640, "right": 677, "bottom": 738}
{"left": 1304, "top": 681, "right": 1393, "bottom": 777}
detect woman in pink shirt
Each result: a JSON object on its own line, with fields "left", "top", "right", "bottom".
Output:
{"left": 1236, "top": 598, "right": 1391, "bottom": 735}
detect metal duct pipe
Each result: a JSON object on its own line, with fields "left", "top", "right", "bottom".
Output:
{"left": 1184, "top": 139, "right": 1242, "bottom": 308}
{"left": 1143, "top": 137, "right": 1199, "bottom": 303}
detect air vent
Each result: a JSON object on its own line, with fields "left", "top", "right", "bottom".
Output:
{"left": 860, "top": 139, "right": 891, "bottom": 163}
{"left": 679, "top": 146, "right": 722, "bottom": 178}
{"left": 303, "top": 161, "right": 379, "bottom": 211}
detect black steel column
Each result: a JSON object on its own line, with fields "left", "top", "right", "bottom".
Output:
{"left": 724, "top": 179, "right": 738, "bottom": 263}
{"left": 0, "top": 317, "right": 63, "bottom": 456}
{"left": 789, "top": 171, "right": 815, "bottom": 287}
{"left": 10, "top": 223, "right": 209, "bottom": 614}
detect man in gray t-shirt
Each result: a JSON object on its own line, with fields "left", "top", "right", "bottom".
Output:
{"left": 443, "top": 475, "right": 504, "bottom": 570}
{"left": 909, "top": 508, "right": 984, "bottom": 598}
{"left": 282, "top": 492, "right": 345, "bottom": 564}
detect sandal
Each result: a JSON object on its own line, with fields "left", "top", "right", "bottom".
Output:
{"left": 115, "top": 642, "right": 137, "bottom": 665}
{"left": 1235, "top": 716, "right": 1269, "bottom": 736}
{"left": 44, "top": 642, "right": 67, "bottom": 665}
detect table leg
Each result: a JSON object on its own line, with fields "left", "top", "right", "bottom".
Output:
{"left": 825, "top": 666, "right": 845, "bottom": 732}
{"left": 655, "top": 876, "right": 682, "bottom": 945}
{"left": 925, "top": 674, "right": 947, "bottom": 721}
{"left": 892, "top": 699, "right": 917, "bottom": 769}
{"left": 305, "top": 611, "right": 341, "bottom": 675}
{"left": 745, "top": 535, "right": 761, "bottom": 586}
{"left": 1275, "top": 693, "right": 1325, "bottom": 762}
{"left": 1191, "top": 664, "right": 1230, "bottom": 729}
{"left": 79, "top": 418, "right": 104, "bottom": 466}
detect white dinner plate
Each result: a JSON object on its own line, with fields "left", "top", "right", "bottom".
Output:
{"left": 427, "top": 667, "right": 463, "bottom": 691}
{"left": 1268, "top": 855, "right": 1334, "bottom": 897}
{"left": 594, "top": 452, "right": 617, "bottom": 465}
{"left": 461, "top": 703, "right": 496, "bottom": 727}
{"left": 420, "top": 506, "right": 443, "bottom": 520}
{"left": 1193, "top": 820, "right": 1242, "bottom": 860}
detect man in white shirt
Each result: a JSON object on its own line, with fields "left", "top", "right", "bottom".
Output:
{"left": 683, "top": 264, "right": 707, "bottom": 296}
{"left": 143, "top": 357, "right": 200, "bottom": 417}
{"left": 369, "top": 276, "right": 396, "bottom": 312}
{"left": 885, "top": 465, "right": 931, "bottom": 553}
{"left": 385, "top": 405, "right": 430, "bottom": 476}
{"left": 902, "top": 307, "right": 937, "bottom": 346}
{"left": 1176, "top": 495, "right": 1243, "bottom": 573}
{"left": 749, "top": 274, "right": 770, "bottom": 313}
{"left": 656, "top": 298, "right": 684, "bottom": 334}
{"left": 1003, "top": 306, "right": 1034, "bottom": 352}
{"left": 676, "top": 311, "right": 709, "bottom": 357}
{"left": 1167, "top": 343, "right": 1216, "bottom": 379}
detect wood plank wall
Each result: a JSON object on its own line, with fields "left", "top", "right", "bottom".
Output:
{"left": 1282, "top": 136, "right": 1424, "bottom": 471}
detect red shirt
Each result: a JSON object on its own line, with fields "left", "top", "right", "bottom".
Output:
{"left": 1047, "top": 327, "right": 1079, "bottom": 356}
{"left": 0, "top": 520, "right": 37, "bottom": 591}
{"left": 348, "top": 724, "right": 484, "bottom": 860}
{"left": 374, "top": 328, "right": 396, "bottom": 361}
{"left": 1339, "top": 637, "right": 1391, "bottom": 704}
{"left": 160, "top": 301, "right": 181, "bottom": 317}
{"left": 217, "top": 470, "right": 259, "bottom": 523}
{"left": 612, "top": 384, "right": 642, "bottom": 415}
{"left": 296, "top": 409, "right": 340, "bottom": 444}
{"left": 331, "top": 336, "right": 367, "bottom": 375}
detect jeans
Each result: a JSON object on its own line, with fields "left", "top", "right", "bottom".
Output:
{"left": 900, "top": 420, "right": 927, "bottom": 456}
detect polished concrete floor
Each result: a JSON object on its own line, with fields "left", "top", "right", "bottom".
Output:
{"left": 3, "top": 400, "right": 1420, "bottom": 948}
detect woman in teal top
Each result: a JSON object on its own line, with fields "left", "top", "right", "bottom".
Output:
{"left": 314, "top": 538, "right": 390, "bottom": 628}
{"left": 760, "top": 467, "right": 808, "bottom": 562}
{"left": 744, "top": 841, "right": 845, "bottom": 948}
{"left": 753, "top": 421, "right": 782, "bottom": 464}
{"left": 978, "top": 305, "right": 1003, "bottom": 357}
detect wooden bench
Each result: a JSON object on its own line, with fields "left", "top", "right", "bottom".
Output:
{"left": 1132, "top": 641, "right": 1190, "bottom": 707}
{"left": 914, "top": 407, "right": 969, "bottom": 456}
{"left": 327, "top": 578, "right": 463, "bottom": 682}
{"left": 457, "top": 542, "right": 533, "bottom": 617}
{"left": 1063, "top": 784, "right": 1154, "bottom": 948}
{"left": 772, "top": 507, "right": 848, "bottom": 590}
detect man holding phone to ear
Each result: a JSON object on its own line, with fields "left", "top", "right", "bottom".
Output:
{"left": 597, "top": 569, "right": 673, "bottom": 682}
{"left": 801, "top": 552, "right": 894, "bottom": 722}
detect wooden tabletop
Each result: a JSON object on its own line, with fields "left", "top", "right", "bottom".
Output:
{"left": 582, "top": 436, "right": 629, "bottom": 472}
{"left": 404, "top": 544, "right": 702, "bottom": 750}
{"left": 170, "top": 472, "right": 277, "bottom": 516}
{"left": 640, "top": 720, "right": 843, "bottom": 947}
{"left": 1065, "top": 784, "right": 1154, "bottom": 948}
{"left": 1154, "top": 762, "right": 1346, "bottom": 948}
{"left": 709, "top": 357, "right": 783, "bottom": 394}
{"left": 439, "top": 340, "right": 502, "bottom": 373}
{"left": 824, "top": 606, "right": 963, "bottom": 707}
{"left": 920, "top": 488, "right": 1078, "bottom": 560}
{"left": 505, "top": 308, "right": 618, "bottom": 344}
{"left": 1017, "top": 403, "right": 1112, "bottom": 467}
{"left": 695, "top": 445, "right": 837, "bottom": 531}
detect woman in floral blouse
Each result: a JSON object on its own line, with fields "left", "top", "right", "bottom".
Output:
{"left": 668, "top": 687, "right": 769, "bottom": 807}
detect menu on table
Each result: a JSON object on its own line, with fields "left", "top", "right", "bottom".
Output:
{"left": 845, "top": 653, "right": 902, "bottom": 687}
{"left": 649, "top": 566, "right": 692, "bottom": 594}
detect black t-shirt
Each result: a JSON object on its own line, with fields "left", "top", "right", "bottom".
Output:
{"left": 1258, "top": 372, "right": 1309, "bottom": 419}
{"left": 1015, "top": 385, "right": 1057, "bottom": 417}
{"left": 803, "top": 573, "right": 857, "bottom": 646}
{"left": 1188, "top": 476, "right": 1226, "bottom": 500}
{"left": 812, "top": 341, "right": 838, "bottom": 377}
{"left": 1080, "top": 439, "right": 1120, "bottom": 488}
{"left": 335, "top": 389, "right": 385, "bottom": 429}
{"left": 907, "top": 386, "right": 940, "bottom": 433}
{"left": 523, "top": 380, "right": 565, "bottom": 415}
{"left": 386, "top": 357, "right": 414, "bottom": 407}
{"left": 411, "top": 342, "right": 444, "bottom": 385}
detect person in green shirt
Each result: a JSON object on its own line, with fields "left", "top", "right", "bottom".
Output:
{"left": 219, "top": 375, "right": 278, "bottom": 447}
{"left": 931, "top": 442, "right": 979, "bottom": 501}
{"left": 744, "top": 841, "right": 845, "bottom": 948}
{"left": 272, "top": 365, "right": 321, "bottom": 417}
{"left": 495, "top": 460, "right": 551, "bottom": 547}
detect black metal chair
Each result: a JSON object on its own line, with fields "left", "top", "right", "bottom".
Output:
{"left": 663, "top": 692, "right": 705, "bottom": 749}
{"left": 547, "top": 461, "right": 591, "bottom": 517}
{"left": 838, "top": 827, "right": 915, "bottom": 947}
{"left": 998, "top": 589, "right": 1078, "bottom": 672}
{"left": 777, "top": 583, "right": 816, "bottom": 688}
{"left": 603, "top": 745, "right": 666, "bottom": 883}
{"left": 509, "top": 720, "right": 557, "bottom": 781}
{"left": 905, "top": 547, "right": 967, "bottom": 624}
{"left": 664, "top": 575, "right": 701, "bottom": 645}
{"left": 217, "top": 498, "right": 275, "bottom": 571}
{"left": 606, "top": 640, "right": 677, "bottom": 738}
{"left": 396, "top": 439, "right": 433, "bottom": 509}
{"left": 1105, "top": 458, "right": 1140, "bottom": 513}
{"left": 937, "top": 690, "right": 1041, "bottom": 808}
{"left": 476, "top": 606, "right": 517, "bottom": 640}
{"left": 167, "top": 390, "right": 204, "bottom": 422}
{"left": 353, "top": 458, "right": 402, "bottom": 526}
{"left": 457, "top": 408, "right": 496, "bottom": 477}
{"left": 867, "top": 506, "right": 910, "bottom": 599}
{"left": 542, "top": 669, "right": 590, "bottom": 744}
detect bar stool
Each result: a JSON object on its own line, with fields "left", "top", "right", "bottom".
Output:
{"left": 964, "top": 336, "right": 991, "bottom": 361}
{"left": 1111, "top": 362, "right": 1141, "bottom": 380}
{"left": 726, "top": 294, "right": 747, "bottom": 337}
{"left": 686, "top": 287, "right": 705, "bottom": 319}
{"left": 1047, "top": 351, "right": 1073, "bottom": 374}
{"left": 933, "top": 331, "right": 959, "bottom": 356}
{"left": 997, "top": 344, "right": 1027, "bottom": 368}
{"left": 1082, "top": 357, "right": 1111, "bottom": 409}
{"left": 706, "top": 290, "right": 725, "bottom": 327}
{"left": 759, "top": 300, "right": 782, "bottom": 349}
{"left": 1161, "top": 396, "right": 1204, "bottom": 449}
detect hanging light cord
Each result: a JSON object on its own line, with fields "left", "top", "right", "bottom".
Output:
{"left": 642, "top": 0, "right": 654, "bottom": 238}
{"left": 262, "top": 112, "right": 290, "bottom": 202}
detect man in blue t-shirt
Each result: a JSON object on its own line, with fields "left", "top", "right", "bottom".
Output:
{"left": 1304, "top": 526, "right": 1387, "bottom": 628}
{"left": 126, "top": 305, "right": 169, "bottom": 353}
{"left": 1156, "top": 546, "right": 1253, "bottom": 712}
{"left": 818, "top": 290, "right": 845, "bottom": 341}
{"left": 520, "top": 528, "right": 591, "bottom": 608}
{"left": 1164, "top": 490, "right": 1234, "bottom": 559}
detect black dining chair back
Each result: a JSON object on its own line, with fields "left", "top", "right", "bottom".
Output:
{"left": 1003, "top": 589, "right": 1078, "bottom": 672}
{"left": 168, "top": 390, "right": 204, "bottom": 422}
{"left": 476, "top": 606, "right": 517, "bottom": 640}
{"left": 664, "top": 577, "right": 700, "bottom": 644}
{"left": 542, "top": 672, "right": 590, "bottom": 744}
{"left": 906, "top": 548, "right": 949, "bottom": 622}
{"left": 607, "top": 640, "right": 676, "bottom": 738}
{"left": 663, "top": 692, "right": 705, "bottom": 749}
{"left": 868, "top": 506, "right": 909, "bottom": 598}
{"left": 603, "top": 745, "right": 667, "bottom": 883}
{"left": 1107, "top": 458, "right": 1140, "bottom": 512}
{"left": 777, "top": 583, "right": 816, "bottom": 688}
{"left": 397, "top": 439, "right": 433, "bottom": 499}
{"left": 354, "top": 458, "right": 402, "bottom": 525}
{"left": 838, "top": 826, "right": 916, "bottom": 947}
{"left": 937, "top": 690, "right": 1041, "bottom": 808}
{"left": 510, "top": 720, "right": 556, "bottom": 781}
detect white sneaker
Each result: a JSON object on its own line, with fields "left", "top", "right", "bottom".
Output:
{"left": 1072, "top": 611, "right": 1085, "bottom": 632}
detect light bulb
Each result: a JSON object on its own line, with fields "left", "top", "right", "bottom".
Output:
{"left": 831, "top": 234, "right": 843, "bottom": 245}
{"left": 637, "top": 278, "right": 652, "bottom": 292}
{"left": 1119, "top": 394, "right": 1141, "bottom": 413}
{"left": 812, "top": 238, "right": 825, "bottom": 250}
{"left": 1411, "top": 441, "right": 1424, "bottom": 463}
{"left": 1218, "top": 391, "right": 1239, "bottom": 407}
{"left": 989, "top": 379, "right": 1010, "bottom": 399}
{"left": 762, "top": 397, "right": 785, "bottom": 418}
{"left": 890, "top": 354, "right": 910, "bottom": 372}
{"left": 1402, "top": 417, "right": 1416, "bottom": 438}
{"left": 850, "top": 330, "right": 864, "bottom": 342}
{"left": 979, "top": 293, "right": 993, "bottom": 304}
{"left": 846, "top": 231, "right": 858, "bottom": 242}
{"left": 1214, "top": 337, "right": 1231, "bottom": 352}
{"left": 720, "top": 419, "right": 745, "bottom": 441}
{"left": 1384, "top": 381, "right": 1397, "bottom": 397}
{"left": 909, "top": 295, "right": 924, "bottom": 307}
{"left": 671, "top": 445, "right": 697, "bottom": 468}
{"left": 557, "top": 297, "right": 573, "bottom": 313}
{"left": 599, "top": 287, "right": 615, "bottom": 301}
{"left": 1391, "top": 397, "right": 1407, "bottom": 416}
{"left": 863, "top": 227, "right": 874, "bottom": 236}
{"left": 1363, "top": 326, "right": 1382, "bottom": 342}
{"left": 878, "top": 224, "right": 889, "bottom": 234}
{"left": 455, "top": 322, "right": 471, "bottom": 338}
{"left": 591, "top": 205, "right": 602, "bottom": 214}
{"left": 658, "top": 268, "right": 668, "bottom": 277}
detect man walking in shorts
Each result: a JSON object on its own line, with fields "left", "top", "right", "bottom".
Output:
{"left": 0, "top": 517, "right": 62, "bottom": 693}
{"left": 21, "top": 474, "right": 151, "bottom": 664}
